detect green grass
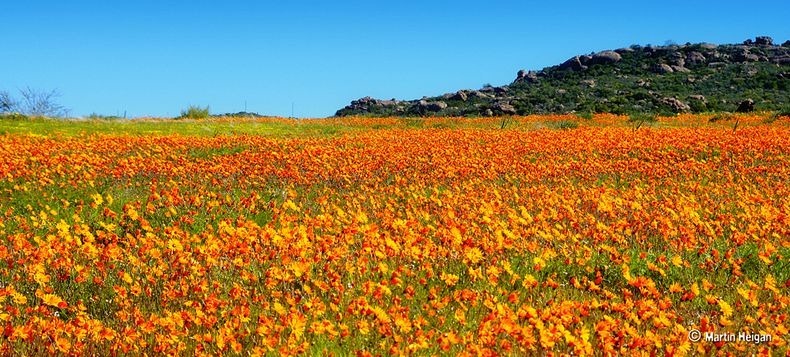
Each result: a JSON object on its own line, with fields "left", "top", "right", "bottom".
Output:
{"left": 0, "top": 117, "right": 363, "bottom": 138}
{"left": 546, "top": 120, "right": 580, "bottom": 130}
{"left": 3, "top": 113, "right": 788, "bottom": 139}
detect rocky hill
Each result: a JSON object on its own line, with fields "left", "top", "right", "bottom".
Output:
{"left": 336, "top": 36, "right": 790, "bottom": 116}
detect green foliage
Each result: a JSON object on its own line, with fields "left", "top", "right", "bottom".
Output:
{"left": 86, "top": 113, "right": 124, "bottom": 120}
{"left": 687, "top": 97, "right": 708, "bottom": 113}
{"left": 0, "top": 113, "right": 32, "bottom": 121}
{"left": 0, "top": 117, "right": 364, "bottom": 137}
{"left": 765, "top": 105, "right": 790, "bottom": 123}
{"left": 547, "top": 120, "right": 579, "bottom": 130}
{"left": 401, "top": 118, "right": 425, "bottom": 128}
{"left": 213, "top": 111, "right": 268, "bottom": 118}
{"left": 628, "top": 113, "right": 657, "bottom": 131}
{"left": 179, "top": 105, "right": 210, "bottom": 119}
{"left": 499, "top": 116, "right": 516, "bottom": 129}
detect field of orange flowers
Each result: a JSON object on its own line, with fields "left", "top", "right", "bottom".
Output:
{"left": 1, "top": 114, "right": 789, "bottom": 355}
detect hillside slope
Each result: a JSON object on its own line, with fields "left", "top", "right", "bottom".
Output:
{"left": 336, "top": 36, "right": 790, "bottom": 116}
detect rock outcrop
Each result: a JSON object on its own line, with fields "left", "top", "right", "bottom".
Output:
{"left": 654, "top": 63, "right": 674, "bottom": 74}
{"left": 336, "top": 36, "right": 790, "bottom": 117}
{"left": 685, "top": 51, "right": 706, "bottom": 66}
{"left": 559, "top": 56, "right": 587, "bottom": 71}
{"left": 589, "top": 51, "right": 622, "bottom": 65}
{"left": 491, "top": 102, "right": 517, "bottom": 115}
{"left": 412, "top": 100, "right": 447, "bottom": 115}
{"left": 515, "top": 70, "right": 539, "bottom": 83}
{"left": 661, "top": 97, "right": 691, "bottom": 112}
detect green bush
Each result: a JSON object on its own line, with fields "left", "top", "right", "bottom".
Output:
{"left": 0, "top": 113, "right": 31, "bottom": 121}
{"left": 499, "top": 116, "right": 516, "bottom": 129}
{"left": 765, "top": 106, "right": 790, "bottom": 123}
{"left": 179, "top": 105, "right": 210, "bottom": 119}
{"left": 547, "top": 120, "right": 579, "bottom": 130}
{"left": 86, "top": 113, "right": 123, "bottom": 120}
{"left": 627, "top": 113, "right": 657, "bottom": 130}
{"left": 401, "top": 118, "right": 424, "bottom": 128}
{"left": 776, "top": 104, "right": 790, "bottom": 117}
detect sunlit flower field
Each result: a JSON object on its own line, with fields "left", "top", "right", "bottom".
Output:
{"left": 1, "top": 114, "right": 788, "bottom": 356}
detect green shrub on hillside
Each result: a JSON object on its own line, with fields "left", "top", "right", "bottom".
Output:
{"left": 179, "top": 105, "right": 210, "bottom": 119}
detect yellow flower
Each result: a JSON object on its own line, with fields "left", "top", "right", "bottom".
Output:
{"left": 34, "top": 271, "right": 50, "bottom": 285}
{"left": 126, "top": 208, "right": 139, "bottom": 221}
{"left": 718, "top": 299, "right": 733, "bottom": 317}
{"left": 394, "top": 315, "right": 412, "bottom": 334}
{"left": 273, "top": 302, "right": 287, "bottom": 315}
{"left": 454, "top": 308, "right": 466, "bottom": 325}
{"left": 465, "top": 247, "right": 483, "bottom": 265}
{"left": 450, "top": 227, "right": 463, "bottom": 246}
{"left": 288, "top": 313, "right": 307, "bottom": 339}
{"left": 55, "top": 336, "right": 71, "bottom": 353}
{"left": 167, "top": 239, "right": 183, "bottom": 251}
{"left": 671, "top": 255, "right": 683, "bottom": 267}
{"left": 42, "top": 293, "right": 66, "bottom": 308}
{"left": 283, "top": 200, "right": 300, "bottom": 212}
{"left": 440, "top": 272, "right": 459, "bottom": 287}
{"left": 13, "top": 293, "right": 27, "bottom": 306}
{"left": 56, "top": 219, "right": 70, "bottom": 234}
{"left": 371, "top": 305, "right": 390, "bottom": 323}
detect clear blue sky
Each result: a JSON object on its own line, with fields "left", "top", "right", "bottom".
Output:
{"left": 2, "top": 1, "right": 789, "bottom": 118}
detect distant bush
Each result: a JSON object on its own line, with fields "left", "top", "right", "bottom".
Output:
{"left": 401, "top": 118, "right": 424, "bottom": 128}
{"left": 777, "top": 104, "right": 790, "bottom": 115}
{"left": 179, "top": 105, "right": 210, "bottom": 119}
{"left": 214, "top": 111, "right": 267, "bottom": 118}
{"left": 627, "top": 113, "right": 657, "bottom": 130}
{"left": 0, "top": 113, "right": 31, "bottom": 121}
{"left": 687, "top": 98, "right": 708, "bottom": 113}
{"left": 499, "top": 116, "right": 516, "bottom": 129}
{"left": 765, "top": 106, "right": 790, "bottom": 123}
{"left": 547, "top": 120, "right": 579, "bottom": 130}
{"left": 86, "top": 113, "right": 123, "bottom": 120}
